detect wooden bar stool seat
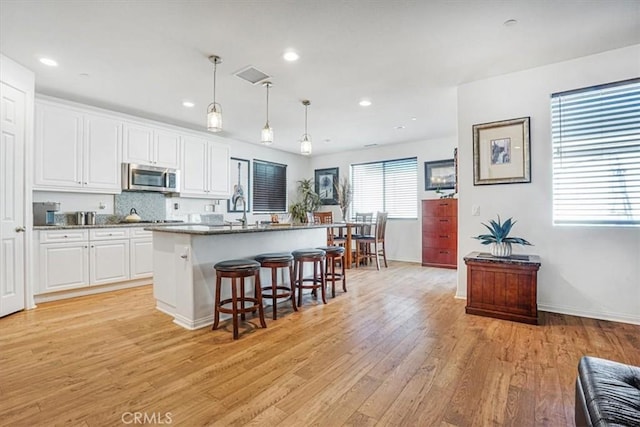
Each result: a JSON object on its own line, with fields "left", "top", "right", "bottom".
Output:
{"left": 292, "top": 248, "right": 327, "bottom": 307}
{"left": 317, "top": 245, "right": 347, "bottom": 298}
{"left": 255, "top": 252, "right": 296, "bottom": 320}
{"left": 212, "top": 259, "right": 267, "bottom": 340}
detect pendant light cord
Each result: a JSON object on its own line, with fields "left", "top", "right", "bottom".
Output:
{"left": 266, "top": 84, "right": 270, "bottom": 124}
{"left": 212, "top": 60, "right": 217, "bottom": 104}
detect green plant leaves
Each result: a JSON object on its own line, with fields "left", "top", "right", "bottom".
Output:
{"left": 473, "top": 215, "right": 532, "bottom": 246}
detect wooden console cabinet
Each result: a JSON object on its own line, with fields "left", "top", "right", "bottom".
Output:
{"left": 422, "top": 199, "right": 457, "bottom": 269}
{"left": 464, "top": 252, "right": 541, "bottom": 325}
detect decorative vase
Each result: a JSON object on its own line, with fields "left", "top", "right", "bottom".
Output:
{"left": 491, "top": 242, "right": 512, "bottom": 257}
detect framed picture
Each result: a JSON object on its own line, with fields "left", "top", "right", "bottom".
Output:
{"left": 473, "top": 117, "right": 531, "bottom": 185}
{"left": 425, "top": 159, "right": 455, "bottom": 191}
{"left": 228, "top": 158, "right": 250, "bottom": 212}
{"left": 314, "top": 167, "right": 339, "bottom": 205}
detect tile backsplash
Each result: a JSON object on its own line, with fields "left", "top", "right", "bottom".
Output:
{"left": 115, "top": 192, "right": 166, "bottom": 220}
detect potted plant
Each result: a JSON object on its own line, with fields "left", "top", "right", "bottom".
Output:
{"left": 289, "top": 178, "right": 321, "bottom": 223}
{"left": 473, "top": 215, "right": 532, "bottom": 257}
{"left": 335, "top": 177, "right": 352, "bottom": 221}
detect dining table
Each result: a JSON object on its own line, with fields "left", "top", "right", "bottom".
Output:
{"left": 330, "top": 220, "right": 374, "bottom": 269}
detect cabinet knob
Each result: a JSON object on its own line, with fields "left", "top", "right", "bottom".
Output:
{"left": 180, "top": 254, "right": 188, "bottom": 259}
{"left": 15, "top": 226, "right": 26, "bottom": 232}
{"left": 77, "top": 181, "right": 82, "bottom": 184}
{"left": 63, "top": 235, "right": 68, "bottom": 238}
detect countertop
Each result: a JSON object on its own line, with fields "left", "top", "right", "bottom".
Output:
{"left": 33, "top": 222, "right": 193, "bottom": 230}
{"left": 144, "top": 223, "right": 330, "bottom": 235}
{"left": 463, "top": 251, "right": 541, "bottom": 266}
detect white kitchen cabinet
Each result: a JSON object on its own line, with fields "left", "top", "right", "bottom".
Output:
{"left": 181, "top": 135, "right": 230, "bottom": 198}
{"left": 90, "top": 239, "right": 130, "bottom": 285}
{"left": 38, "top": 230, "right": 90, "bottom": 293}
{"left": 123, "top": 123, "right": 180, "bottom": 169}
{"left": 34, "top": 100, "right": 122, "bottom": 193}
{"left": 130, "top": 228, "right": 153, "bottom": 279}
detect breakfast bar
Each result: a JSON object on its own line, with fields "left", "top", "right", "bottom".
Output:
{"left": 145, "top": 223, "right": 327, "bottom": 330}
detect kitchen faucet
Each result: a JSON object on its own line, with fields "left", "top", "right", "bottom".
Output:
{"left": 237, "top": 196, "right": 247, "bottom": 228}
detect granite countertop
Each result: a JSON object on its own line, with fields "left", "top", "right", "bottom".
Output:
{"left": 33, "top": 222, "right": 193, "bottom": 230}
{"left": 144, "top": 223, "right": 329, "bottom": 235}
{"left": 463, "top": 251, "right": 541, "bottom": 266}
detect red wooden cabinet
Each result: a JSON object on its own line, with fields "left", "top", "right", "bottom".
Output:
{"left": 422, "top": 199, "right": 457, "bottom": 269}
{"left": 464, "top": 252, "right": 541, "bottom": 325}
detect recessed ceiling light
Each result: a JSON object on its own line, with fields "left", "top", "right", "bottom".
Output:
{"left": 323, "top": 139, "right": 332, "bottom": 144}
{"left": 283, "top": 51, "right": 299, "bottom": 62}
{"left": 411, "top": 117, "right": 417, "bottom": 121}
{"left": 182, "top": 101, "right": 195, "bottom": 108}
{"left": 504, "top": 19, "right": 518, "bottom": 27}
{"left": 39, "top": 57, "right": 58, "bottom": 67}
{"left": 78, "top": 73, "right": 90, "bottom": 78}
{"left": 359, "top": 99, "right": 372, "bottom": 107}
{"left": 395, "top": 125, "right": 405, "bottom": 130}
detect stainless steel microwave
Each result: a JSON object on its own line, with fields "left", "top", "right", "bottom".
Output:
{"left": 122, "top": 163, "right": 180, "bottom": 193}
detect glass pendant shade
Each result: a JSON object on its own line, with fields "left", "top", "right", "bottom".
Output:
{"left": 300, "top": 100, "right": 312, "bottom": 155}
{"left": 207, "top": 103, "right": 222, "bottom": 132}
{"left": 261, "top": 122, "right": 273, "bottom": 145}
{"left": 260, "top": 82, "right": 273, "bottom": 145}
{"left": 207, "top": 55, "right": 222, "bottom": 133}
{"left": 300, "top": 134, "right": 312, "bottom": 155}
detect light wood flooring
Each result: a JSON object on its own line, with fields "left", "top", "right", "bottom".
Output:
{"left": 1, "top": 262, "right": 639, "bottom": 426}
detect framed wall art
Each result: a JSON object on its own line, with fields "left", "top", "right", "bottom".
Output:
{"left": 314, "top": 167, "right": 339, "bottom": 205}
{"left": 472, "top": 117, "right": 531, "bottom": 185}
{"left": 228, "top": 158, "right": 250, "bottom": 212}
{"left": 425, "top": 159, "right": 455, "bottom": 191}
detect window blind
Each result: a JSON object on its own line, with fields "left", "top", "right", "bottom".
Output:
{"left": 351, "top": 157, "right": 417, "bottom": 219}
{"left": 551, "top": 78, "right": 640, "bottom": 226}
{"left": 252, "top": 159, "right": 287, "bottom": 213}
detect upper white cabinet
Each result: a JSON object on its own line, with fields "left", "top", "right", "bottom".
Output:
{"left": 181, "top": 136, "right": 230, "bottom": 198}
{"left": 123, "top": 123, "right": 180, "bottom": 169}
{"left": 34, "top": 101, "right": 122, "bottom": 193}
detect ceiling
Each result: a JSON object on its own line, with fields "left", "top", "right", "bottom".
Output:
{"left": 1, "top": 1, "right": 639, "bottom": 156}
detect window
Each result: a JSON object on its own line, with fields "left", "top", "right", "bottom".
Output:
{"left": 253, "top": 159, "right": 287, "bottom": 213}
{"left": 351, "top": 157, "right": 418, "bottom": 219}
{"left": 551, "top": 78, "right": 640, "bottom": 226}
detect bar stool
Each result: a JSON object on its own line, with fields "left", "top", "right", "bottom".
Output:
{"left": 212, "top": 259, "right": 267, "bottom": 340}
{"left": 317, "top": 245, "right": 346, "bottom": 298}
{"left": 255, "top": 252, "right": 296, "bottom": 320}
{"left": 292, "top": 248, "right": 327, "bottom": 307}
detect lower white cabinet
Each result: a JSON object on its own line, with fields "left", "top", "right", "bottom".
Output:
{"left": 36, "top": 227, "right": 153, "bottom": 294}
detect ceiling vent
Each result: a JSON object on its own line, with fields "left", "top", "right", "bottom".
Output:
{"left": 234, "top": 65, "right": 271, "bottom": 85}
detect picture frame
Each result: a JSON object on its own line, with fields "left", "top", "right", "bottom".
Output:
{"left": 228, "top": 158, "right": 250, "bottom": 212}
{"left": 473, "top": 117, "right": 531, "bottom": 185}
{"left": 425, "top": 159, "right": 456, "bottom": 191}
{"left": 314, "top": 167, "right": 339, "bottom": 205}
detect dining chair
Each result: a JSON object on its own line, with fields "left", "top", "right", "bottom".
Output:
{"left": 354, "top": 211, "right": 388, "bottom": 270}
{"left": 312, "top": 211, "right": 345, "bottom": 246}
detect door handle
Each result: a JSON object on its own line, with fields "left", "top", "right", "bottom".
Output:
{"left": 15, "top": 226, "right": 26, "bottom": 232}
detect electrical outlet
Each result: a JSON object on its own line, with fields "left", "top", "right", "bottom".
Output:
{"left": 205, "top": 204, "right": 213, "bottom": 212}
{"left": 174, "top": 203, "right": 179, "bottom": 210}
{"left": 472, "top": 205, "right": 480, "bottom": 216}
{"left": 98, "top": 202, "right": 106, "bottom": 210}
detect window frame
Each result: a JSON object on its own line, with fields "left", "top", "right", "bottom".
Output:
{"left": 252, "top": 159, "right": 288, "bottom": 213}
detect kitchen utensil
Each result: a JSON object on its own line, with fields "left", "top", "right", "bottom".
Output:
{"left": 86, "top": 211, "right": 96, "bottom": 225}
{"left": 125, "top": 208, "right": 141, "bottom": 223}
{"left": 75, "top": 211, "right": 86, "bottom": 225}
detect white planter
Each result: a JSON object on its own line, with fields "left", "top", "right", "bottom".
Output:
{"left": 491, "top": 242, "right": 512, "bottom": 257}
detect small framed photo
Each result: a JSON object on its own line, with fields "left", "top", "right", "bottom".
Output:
{"left": 228, "top": 158, "right": 250, "bottom": 212}
{"left": 425, "top": 159, "right": 455, "bottom": 191}
{"left": 314, "top": 167, "right": 339, "bottom": 205}
{"left": 473, "top": 117, "right": 531, "bottom": 185}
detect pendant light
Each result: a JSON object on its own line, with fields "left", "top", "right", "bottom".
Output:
{"left": 300, "top": 100, "right": 312, "bottom": 155}
{"left": 207, "top": 55, "right": 222, "bottom": 132}
{"left": 260, "top": 82, "right": 273, "bottom": 145}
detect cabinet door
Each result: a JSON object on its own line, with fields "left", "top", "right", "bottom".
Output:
{"left": 34, "top": 103, "right": 83, "bottom": 189}
{"left": 84, "top": 113, "right": 122, "bottom": 192}
{"left": 207, "top": 142, "right": 231, "bottom": 198}
{"left": 130, "top": 238, "right": 153, "bottom": 279}
{"left": 123, "top": 123, "right": 153, "bottom": 165}
{"left": 39, "top": 242, "right": 89, "bottom": 292}
{"left": 154, "top": 130, "right": 180, "bottom": 168}
{"left": 181, "top": 136, "right": 209, "bottom": 196}
{"left": 90, "top": 239, "right": 130, "bottom": 285}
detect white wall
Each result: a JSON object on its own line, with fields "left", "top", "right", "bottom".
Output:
{"left": 311, "top": 137, "right": 458, "bottom": 263}
{"left": 457, "top": 44, "right": 640, "bottom": 324}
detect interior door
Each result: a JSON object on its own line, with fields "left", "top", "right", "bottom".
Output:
{"left": 0, "top": 81, "right": 26, "bottom": 316}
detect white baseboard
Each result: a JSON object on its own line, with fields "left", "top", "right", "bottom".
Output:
{"left": 34, "top": 279, "right": 151, "bottom": 304}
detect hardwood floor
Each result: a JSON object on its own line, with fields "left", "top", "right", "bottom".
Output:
{"left": 1, "top": 262, "right": 639, "bottom": 426}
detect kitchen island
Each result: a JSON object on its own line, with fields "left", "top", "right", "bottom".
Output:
{"left": 145, "top": 223, "right": 328, "bottom": 329}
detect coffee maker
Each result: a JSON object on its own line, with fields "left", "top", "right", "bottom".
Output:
{"left": 33, "top": 202, "right": 60, "bottom": 226}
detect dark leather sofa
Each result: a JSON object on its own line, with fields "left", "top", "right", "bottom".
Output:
{"left": 575, "top": 356, "right": 640, "bottom": 426}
